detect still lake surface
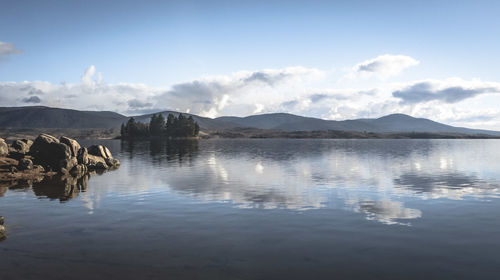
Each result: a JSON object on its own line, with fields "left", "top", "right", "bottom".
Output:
{"left": 1, "top": 139, "right": 500, "bottom": 279}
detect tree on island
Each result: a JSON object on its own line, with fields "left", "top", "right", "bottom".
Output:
{"left": 149, "top": 114, "right": 166, "bottom": 136}
{"left": 121, "top": 113, "right": 200, "bottom": 138}
{"left": 121, "top": 117, "right": 149, "bottom": 137}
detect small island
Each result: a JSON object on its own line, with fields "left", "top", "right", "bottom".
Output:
{"left": 120, "top": 113, "right": 200, "bottom": 139}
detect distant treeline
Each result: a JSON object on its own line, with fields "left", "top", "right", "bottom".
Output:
{"left": 210, "top": 127, "right": 500, "bottom": 139}
{"left": 121, "top": 113, "right": 200, "bottom": 138}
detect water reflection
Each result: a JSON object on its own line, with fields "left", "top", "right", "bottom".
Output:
{"left": 121, "top": 139, "right": 199, "bottom": 164}
{"left": 32, "top": 174, "right": 89, "bottom": 202}
{"left": 395, "top": 172, "right": 500, "bottom": 199}
{"left": 0, "top": 185, "right": 7, "bottom": 197}
{"left": 349, "top": 199, "right": 422, "bottom": 226}
{"left": 112, "top": 139, "right": 500, "bottom": 224}
{"left": 3, "top": 139, "right": 500, "bottom": 225}
{"left": 3, "top": 171, "right": 109, "bottom": 202}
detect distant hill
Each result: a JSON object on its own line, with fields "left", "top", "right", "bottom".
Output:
{"left": 356, "top": 114, "right": 487, "bottom": 134}
{"left": 214, "top": 113, "right": 500, "bottom": 136}
{"left": 1, "top": 106, "right": 499, "bottom": 136}
{"left": 0, "top": 106, "right": 127, "bottom": 129}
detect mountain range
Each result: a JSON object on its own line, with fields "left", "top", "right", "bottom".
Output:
{"left": 1, "top": 106, "right": 499, "bottom": 136}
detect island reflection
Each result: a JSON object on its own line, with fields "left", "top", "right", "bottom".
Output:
{"left": 3, "top": 139, "right": 500, "bottom": 225}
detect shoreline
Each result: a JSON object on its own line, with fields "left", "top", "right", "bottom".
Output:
{"left": 2, "top": 128, "right": 500, "bottom": 141}
{"left": 207, "top": 129, "right": 500, "bottom": 139}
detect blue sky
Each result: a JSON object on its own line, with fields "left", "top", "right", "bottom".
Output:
{"left": 1, "top": 0, "right": 500, "bottom": 129}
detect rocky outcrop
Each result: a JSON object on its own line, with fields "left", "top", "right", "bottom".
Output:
{"left": 60, "top": 136, "right": 81, "bottom": 157}
{"left": 88, "top": 145, "right": 113, "bottom": 159}
{"left": 29, "top": 134, "right": 72, "bottom": 172}
{"left": 0, "top": 134, "right": 119, "bottom": 183}
{"left": 77, "top": 147, "right": 89, "bottom": 165}
{"left": 18, "top": 158, "right": 33, "bottom": 171}
{"left": 87, "top": 154, "right": 109, "bottom": 169}
{"left": 89, "top": 144, "right": 122, "bottom": 167}
{"left": 10, "top": 139, "right": 33, "bottom": 154}
{"left": 0, "top": 138, "right": 8, "bottom": 157}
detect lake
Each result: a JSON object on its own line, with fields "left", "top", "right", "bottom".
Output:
{"left": 1, "top": 139, "right": 500, "bottom": 279}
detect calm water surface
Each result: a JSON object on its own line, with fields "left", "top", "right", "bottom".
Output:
{"left": 1, "top": 139, "right": 500, "bottom": 279}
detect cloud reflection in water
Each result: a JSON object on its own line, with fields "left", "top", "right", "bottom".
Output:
{"left": 4, "top": 139, "right": 500, "bottom": 226}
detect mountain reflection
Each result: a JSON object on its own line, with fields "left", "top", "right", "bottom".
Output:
{"left": 3, "top": 139, "right": 500, "bottom": 225}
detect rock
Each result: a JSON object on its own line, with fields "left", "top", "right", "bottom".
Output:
{"left": 0, "top": 138, "right": 7, "bottom": 156}
{"left": 0, "top": 216, "right": 3, "bottom": 225}
{"left": 10, "top": 139, "right": 33, "bottom": 154}
{"left": 20, "top": 139, "right": 33, "bottom": 145}
{"left": 18, "top": 158, "right": 33, "bottom": 171}
{"left": 105, "top": 158, "right": 120, "bottom": 167}
{"left": 87, "top": 145, "right": 118, "bottom": 168}
{"left": 59, "top": 136, "right": 81, "bottom": 158}
{"left": 30, "top": 134, "right": 72, "bottom": 171}
{"left": 87, "top": 145, "right": 102, "bottom": 157}
{"left": 103, "top": 146, "right": 113, "bottom": 159}
{"left": 2, "top": 134, "right": 119, "bottom": 179}
{"left": 59, "top": 157, "right": 78, "bottom": 174}
{"left": 70, "top": 164, "right": 87, "bottom": 175}
{"left": 77, "top": 147, "right": 89, "bottom": 165}
{"left": 0, "top": 225, "right": 5, "bottom": 240}
{"left": 30, "top": 134, "right": 59, "bottom": 150}
{"left": 87, "top": 154, "right": 108, "bottom": 169}
{"left": 95, "top": 162, "right": 107, "bottom": 169}
{"left": 88, "top": 145, "right": 112, "bottom": 159}
{"left": 0, "top": 157, "right": 18, "bottom": 168}
{"left": 33, "top": 165, "right": 45, "bottom": 173}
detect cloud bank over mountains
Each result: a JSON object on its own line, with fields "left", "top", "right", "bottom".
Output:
{"left": 1, "top": 54, "right": 500, "bottom": 129}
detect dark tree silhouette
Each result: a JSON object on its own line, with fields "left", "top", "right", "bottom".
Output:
{"left": 149, "top": 114, "right": 165, "bottom": 136}
{"left": 121, "top": 114, "right": 200, "bottom": 139}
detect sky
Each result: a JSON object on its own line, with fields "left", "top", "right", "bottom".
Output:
{"left": 1, "top": 0, "right": 500, "bottom": 129}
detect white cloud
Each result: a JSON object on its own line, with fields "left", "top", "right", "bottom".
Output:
{"left": 392, "top": 78, "right": 500, "bottom": 104}
{"left": 153, "top": 66, "right": 325, "bottom": 117}
{"left": 127, "top": 98, "right": 153, "bottom": 109}
{"left": 0, "top": 67, "right": 162, "bottom": 114}
{"left": 346, "top": 54, "right": 420, "bottom": 79}
{"left": 81, "top": 65, "right": 103, "bottom": 87}
{"left": 2, "top": 63, "right": 500, "bottom": 130}
{"left": 0, "top": 41, "right": 22, "bottom": 58}
{"left": 253, "top": 104, "right": 264, "bottom": 114}
{"left": 0, "top": 65, "right": 323, "bottom": 117}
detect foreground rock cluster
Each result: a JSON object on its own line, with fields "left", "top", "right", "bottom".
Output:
{"left": 0, "top": 134, "right": 120, "bottom": 182}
